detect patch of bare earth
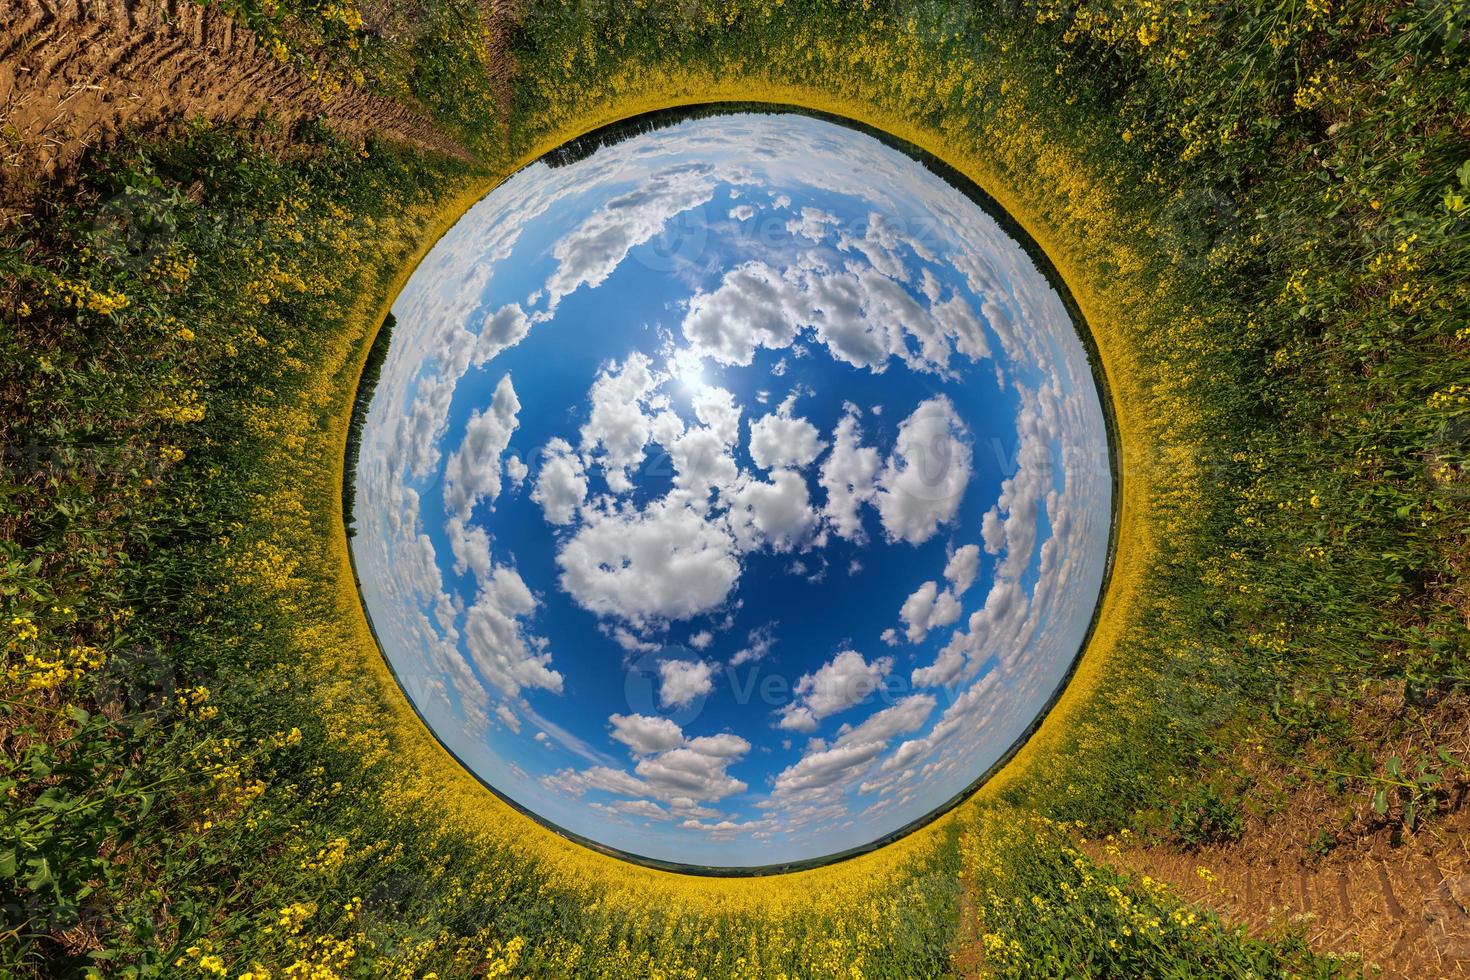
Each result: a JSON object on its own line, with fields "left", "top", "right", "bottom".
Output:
{"left": 951, "top": 880, "right": 986, "bottom": 979}
{"left": 1097, "top": 811, "right": 1470, "bottom": 978}
{"left": 0, "top": 0, "right": 470, "bottom": 219}
{"left": 1100, "top": 688, "right": 1470, "bottom": 978}
{"left": 479, "top": 0, "right": 518, "bottom": 124}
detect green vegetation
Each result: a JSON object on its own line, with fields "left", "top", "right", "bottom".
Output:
{"left": 1, "top": 0, "right": 1464, "bottom": 976}
{"left": 991, "top": 0, "right": 1470, "bottom": 842}
{"left": 959, "top": 809, "right": 1337, "bottom": 978}
{"left": 343, "top": 313, "right": 394, "bottom": 538}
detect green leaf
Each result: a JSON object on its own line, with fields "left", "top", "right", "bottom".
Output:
{"left": 0, "top": 849, "right": 16, "bottom": 877}
{"left": 24, "top": 856, "right": 53, "bottom": 891}
{"left": 36, "top": 789, "right": 72, "bottom": 811}
{"left": 1372, "top": 786, "right": 1389, "bottom": 814}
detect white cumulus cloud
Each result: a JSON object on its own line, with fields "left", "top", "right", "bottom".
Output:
{"left": 729, "top": 623, "right": 776, "bottom": 666}
{"left": 945, "top": 543, "right": 982, "bottom": 595}
{"left": 544, "top": 165, "right": 716, "bottom": 312}
{"left": 531, "top": 437, "right": 589, "bottom": 525}
{"left": 725, "top": 469, "right": 819, "bottom": 554}
{"left": 875, "top": 395, "right": 972, "bottom": 545}
{"left": 898, "top": 580, "right": 964, "bottom": 644}
{"left": 557, "top": 497, "right": 741, "bottom": 625}
{"left": 580, "top": 353, "right": 661, "bottom": 494}
{"left": 442, "top": 373, "right": 520, "bottom": 519}
{"left": 818, "top": 411, "right": 881, "bottom": 542}
{"left": 682, "top": 261, "right": 802, "bottom": 366}
{"left": 748, "top": 410, "right": 827, "bottom": 471}
{"left": 659, "top": 659, "right": 715, "bottom": 708}
{"left": 778, "top": 650, "right": 893, "bottom": 732}
{"left": 608, "top": 713, "right": 686, "bottom": 755}
{"left": 462, "top": 564, "right": 563, "bottom": 698}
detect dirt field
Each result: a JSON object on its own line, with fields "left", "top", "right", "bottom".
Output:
{"left": 949, "top": 689, "right": 1470, "bottom": 977}
{"left": 479, "top": 0, "right": 518, "bottom": 123}
{"left": 1099, "top": 692, "right": 1470, "bottom": 977}
{"left": 0, "top": 0, "right": 470, "bottom": 219}
{"left": 1096, "top": 802, "right": 1470, "bottom": 979}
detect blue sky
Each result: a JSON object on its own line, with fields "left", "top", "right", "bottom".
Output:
{"left": 351, "top": 112, "right": 1112, "bottom": 866}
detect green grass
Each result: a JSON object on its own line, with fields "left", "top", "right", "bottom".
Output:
{"left": 1, "top": 0, "right": 1466, "bottom": 975}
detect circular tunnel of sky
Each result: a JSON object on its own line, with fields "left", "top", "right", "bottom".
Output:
{"left": 350, "top": 107, "right": 1113, "bottom": 868}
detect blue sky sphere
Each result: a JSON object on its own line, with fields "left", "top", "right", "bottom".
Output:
{"left": 351, "top": 111, "right": 1113, "bottom": 867}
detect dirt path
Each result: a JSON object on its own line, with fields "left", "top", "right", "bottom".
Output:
{"left": 0, "top": 0, "right": 470, "bottom": 210}
{"left": 1097, "top": 806, "right": 1470, "bottom": 978}
{"left": 951, "top": 880, "right": 986, "bottom": 979}
{"left": 479, "top": 0, "right": 518, "bottom": 125}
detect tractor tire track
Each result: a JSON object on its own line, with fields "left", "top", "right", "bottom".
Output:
{"left": 1, "top": 0, "right": 470, "bottom": 217}
{"left": 1095, "top": 806, "right": 1470, "bottom": 978}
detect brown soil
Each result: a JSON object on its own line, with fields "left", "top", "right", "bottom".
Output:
{"left": 0, "top": 0, "right": 470, "bottom": 218}
{"left": 1098, "top": 689, "right": 1470, "bottom": 979}
{"left": 951, "top": 881, "right": 986, "bottom": 979}
{"left": 1097, "top": 807, "right": 1470, "bottom": 979}
{"left": 480, "top": 0, "right": 519, "bottom": 124}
